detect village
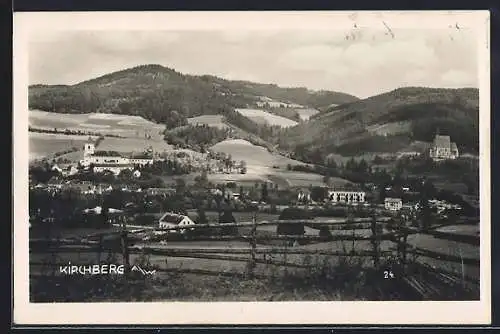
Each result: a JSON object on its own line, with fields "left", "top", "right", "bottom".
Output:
{"left": 29, "top": 132, "right": 474, "bottom": 242}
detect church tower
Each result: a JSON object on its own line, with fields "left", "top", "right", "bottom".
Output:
{"left": 84, "top": 138, "right": 95, "bottom": 159}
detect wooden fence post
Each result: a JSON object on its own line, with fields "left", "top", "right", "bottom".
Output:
{"left": 398, "top": 215, "right": 408, "bottom": 268}
{"left": 121, "top": 224, "right": 130, "bottom": 273}
{"left": 249, "top": 211, "right": 257, "bottom": 277}
{"left": 401, "top": 227, "right": 408, "bottom": 267}
{"left": 97, "top": 235, "right": 103, "bottom": 264}
{"left": 370, "top": 216, "right": 379, "bottom": 268}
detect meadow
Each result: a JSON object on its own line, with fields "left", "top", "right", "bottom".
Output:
{"left": 29, "top": 110, "right": 172, "bottom": 160}
{"left": 96, "top": 137, "right": 173, "bottom": 154}
{"left": 210, "top": 139, "right": 302, "bottom": 168}
{"left": 29, "top": 132, "right": 95, "bottom": 161}
{"left": 235, "top": 108, "right": 298, "bottom": 128}
{"left": 295, "top": 108, "right": 320, "bottom": 121}
{"left": 29, "top": 109, "right": 165, "bottom": 140}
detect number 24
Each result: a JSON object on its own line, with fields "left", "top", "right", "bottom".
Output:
{"left": 384, "top": 270, "right": 394, "bottom": 279}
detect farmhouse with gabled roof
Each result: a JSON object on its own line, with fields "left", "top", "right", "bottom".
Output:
{"left": 158, "top": 212, "right": 195, "bottom": 231}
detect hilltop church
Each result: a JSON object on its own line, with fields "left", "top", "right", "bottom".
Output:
{"left": 80, "top": 138, "right": 154, "bottom": 175}
{"left": 429, "top": 132, "right": 459, "bottom": 161}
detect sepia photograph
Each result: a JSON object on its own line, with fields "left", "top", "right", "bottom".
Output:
{"left": 13, "top": 11, "right": 490, "bottom": 325}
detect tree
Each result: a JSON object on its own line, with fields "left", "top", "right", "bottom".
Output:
{"left": 118, "top": 168, "right": 133, "bottom": 181}
{"left": 373, "top": 155, "right": 384, "bottom": 164}
{"left": 310, "top": 186, "right": 328, "bottom": 202}
{"left": 239, "top": 186, "right": 245, "bottom": 201}
{"left": 357, "top": 159, "right": 368, "bottom": 174}
{"left": 219, "top": 210, "right": 238, "bottom": 236}
{"left": 277, "top": 207, "right": 309, "bottom": 236}
{"left": 418, "top": 197, "right": 433, "bottom": 231}
{"left": 194, "top": 171, "right": 208, "bottom": 188}
{"left": 240, "top": 160, "right": 247, "bottom": 172}
{"left": 378, "top": 185, "right": 387, "bottom": 203}
{"left": 261, "top": 183, "right": 269, "bottom": 202}
{"left": 196, "top": 207, "right": 208, "bottom": 225}
{"left": 175, "top": 178, "right": 187, "bottom": 195}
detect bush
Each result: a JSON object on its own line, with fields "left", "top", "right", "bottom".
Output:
{"left": 318, "top": 225, "right": 332, "bottom": 238}
{"left": 276, "top": 207, "right": 310, "bottom": 236}
{"left": 276, "top": 222, "right": 304, "bottom": 236}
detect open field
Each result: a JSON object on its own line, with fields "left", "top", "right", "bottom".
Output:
{"left": 29, "top": 109, "right": 165, "bottom": 140}
{"left": 187, "top": 115, "right": 228, "bottom": 129}
{"left": 295, "top": 108, "right": 320, "bottom": 121}
{"left": 29, "top": 110, "right": 172, "bottom": 160}
{"left": 235, "top": 108, "right": 298, "bottom": 128}
{"left": 366, "top": 122, "right": 411, "bottom": 136}
{"left": 96, "top": 137, "right": 173, "bottom": 154}
{"left": 266, "top": 171, "right": 350, "bottom": 188}
{"left": 160, "top": 168, "right": 336, "bottom": 190}
{"left": 210, "top": 139, "right": 302, "bottom": 168}
{"left": 29, "top": 132, "right": 96, "bottom": 161}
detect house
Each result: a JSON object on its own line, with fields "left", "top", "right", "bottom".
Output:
{"left": 398, "top": 151, "right": 421, "bottom": 159}
{"left": 328, "top": 190, "right": 366, "bottom": 204}
{"left": 429, "top": 134, "right": 459, "bottom": 161}
{"left": 146, "top": 188, "right": 176, "bottom": 196}
{"left": 47, "top": 177, "right": 64, "bottom": 190}
{"left": 62, "top": 165, "right": 79, "bottom": 177}
{"left": 158, "top": 212, "right": 195, "bottom": 232}
{"left": 133, "top": 170, "right": 141, "bottom": 178}
{"left": 297, "top": 190, "right": 311, "bottom": 202}
{"left": 129, "top": 153, "right": 154, "bottom": 166}
{"left": 385, "top": 197, "right": 403, "bottom": 211}
{"left": 51, "top": 164, "right": 63, "bottom": 173}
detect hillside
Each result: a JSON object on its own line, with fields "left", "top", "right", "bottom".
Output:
{"left": 28, "top": 64, "right": 358, "bottom": 135}
{"left": 210, "top": 139, "right": 302, "bottom": 169}
{"left": 280, "top": 87, "right": 479, "bottom": 161}
{"left": 235, "top": 108, "right": 298, "bottom": 128}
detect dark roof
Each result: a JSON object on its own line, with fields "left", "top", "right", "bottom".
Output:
{"left": 433, "top": 135, "right": 451, "bottom": 148}
{"left": 93, "top": 163, "right": 134, "bottom": 168}
{"left": 92, "top": 151, "right": 122, "bottom": 157}
{"left": 159, "top": 213, "right": 186, "bottom": 224}
{"left": 329, "top": 189, "right": 365, "bottom": 193}
{"left": 129, "top": 154, "right": 153, "bottom": 159}
{"left": 147, "top": 187, "right": 176, "bottom": 192}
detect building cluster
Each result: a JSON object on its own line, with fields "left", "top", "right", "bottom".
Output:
{"left": 32, "top": 178, "right": 148, "bottom": 195}
{"left": 427, "top": 199, "right": 462, "bottom": 214}
{"left": 296, "top": 188, "right": 367, "bottom": 206}
{"left": 327, "top": 190, "right": 366, "bottom": 204}
{"left": 80, "top": 138, "right": 154, "bottom": 176}
{"left": 384, "top": 197, "right": 403, "bottom": 211}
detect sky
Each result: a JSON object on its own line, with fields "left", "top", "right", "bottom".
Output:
{"left": 29, "top": 28, "right": 479, "bottom": 98}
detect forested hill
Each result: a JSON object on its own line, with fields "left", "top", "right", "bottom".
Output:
{"left": 279, "top": 87, "right": 479, "bottom": 161}
{"left": 28, "top": 64, "right": 359, "bottom": 130}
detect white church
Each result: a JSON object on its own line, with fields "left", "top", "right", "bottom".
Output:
{"left": 80, "top": 138, "right": 154, "bottom": 176}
